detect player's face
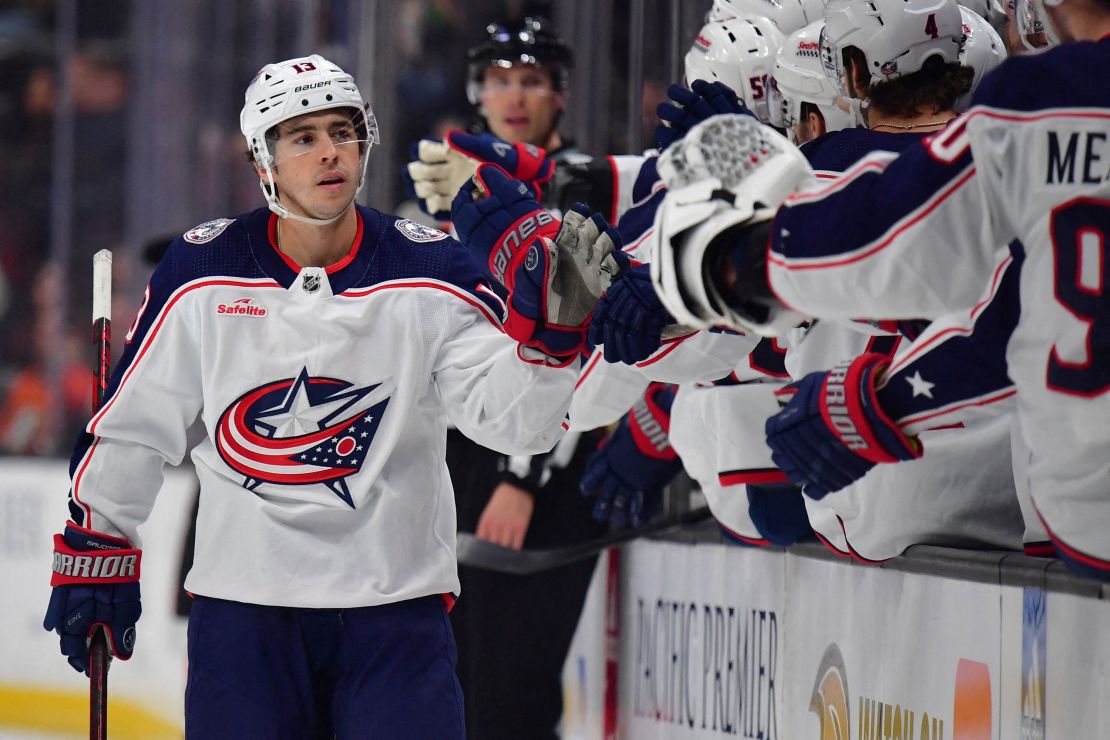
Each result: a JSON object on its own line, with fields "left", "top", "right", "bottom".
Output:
{"left": 265, "top": 110, "right": 364, "bottom": 220}
{"left": 479, "top": 65, "right": 565, "bottom": 148}
{"left": 794, "top": 110, "right": 827, "bottom": 145}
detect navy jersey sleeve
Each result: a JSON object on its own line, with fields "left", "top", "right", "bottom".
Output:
{"left": 875, "top": 245, "right": 1022, "bottom": 434}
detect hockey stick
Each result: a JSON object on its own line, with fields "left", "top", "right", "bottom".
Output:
{"left": 89, "top": 249, "right": 112, "bottom": 739}
{"left": 456, "top": 506, "right": 712, "bottom": 575}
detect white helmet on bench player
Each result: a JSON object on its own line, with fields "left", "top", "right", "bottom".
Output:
{"left": 684, "top": 16, "right": 785, "bottom": 124}
{"left": 954, "top": 7, "right": 1006, "bottom": 111}
{"left": 240, "top": 54, "right": 379, "bottom": 225}
{"left": 769, "top": 21, "right": 853, "bottom": 139}
{"left": 819, "top": 0, "right": 965, "bottom": 88}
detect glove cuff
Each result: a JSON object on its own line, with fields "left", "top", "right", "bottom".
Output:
{"left": 51, "top": 523, "right": 142, "bottom": 587}
{"left": 487, "top": 208, "right": 560, "bottom": 289}
{"left": 512, "top": 141, "right": 555, "bottom": 186}
{"left": 628, "top": 386, "right": 677, "bottom": 461}
{"left": 819, "top": 353, "right": 921, "bottom": 465}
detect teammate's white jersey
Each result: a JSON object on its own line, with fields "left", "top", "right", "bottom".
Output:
{"left": 786, "top": 321, "right": 1022, "bottom": 560}
{"left": 67, "top": 207, "right": 576, "bottom": 608}
{"left": 768, "top": 40, "right": 1110, "bottom": 571}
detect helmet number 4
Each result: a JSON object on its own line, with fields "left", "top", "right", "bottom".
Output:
{"left": 925, "top": 13, "right": 939, "bottom": 40}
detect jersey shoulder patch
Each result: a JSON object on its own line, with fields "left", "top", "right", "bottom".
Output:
{"left": 394, "top": 219, "right": 448, "bottom": 243}
{"left": 184, "top": 218, "right": 235, "bottom": 244}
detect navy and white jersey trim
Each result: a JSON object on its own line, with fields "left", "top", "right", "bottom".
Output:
{"left": 877, "top": 248, "right": 1022, "bottom": 433}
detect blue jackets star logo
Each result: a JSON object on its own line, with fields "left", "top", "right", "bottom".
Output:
{"left": 215, "top": 368, "right": 392, "bottom": 508}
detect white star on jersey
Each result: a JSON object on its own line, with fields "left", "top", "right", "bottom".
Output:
{"left": 254, "top": 374, "right": 359, "bottom": 437}
{"left": 906, "top": 371, "right": 935, "bottom": 399}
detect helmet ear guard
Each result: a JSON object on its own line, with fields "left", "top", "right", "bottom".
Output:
{"left": 648, "top": 114, "right": 812, "bottom": 336}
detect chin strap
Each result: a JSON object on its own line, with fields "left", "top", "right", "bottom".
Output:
{"left": 266, "top": 196, "right": 354, "bottom": 226}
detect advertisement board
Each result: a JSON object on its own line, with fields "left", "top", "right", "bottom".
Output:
{"left": 618, "top": 540, "right": 787, "bottom": 739}
{"left": 783, "top": 555, "right": 1001, "bottom": 739}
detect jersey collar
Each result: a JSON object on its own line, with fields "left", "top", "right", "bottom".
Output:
{"left": 247, "top": 206, "right": 381, "bottom": 293}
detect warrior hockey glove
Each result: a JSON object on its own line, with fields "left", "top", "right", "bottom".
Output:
{"left": 588, "top": 263, "right": 675, "bottom": 364}
{"left": 764, "top": 353, "right": 921, "bottom": 500}
{"left": 43, "top": 522, "right": 142, "bottom": 675}
{"left": 453, "top": 163, "right": 627, "bottom": 357}
{"left": 580, "top": 383, "right": 683, "bottom": 527}
{"left": 656, "top": 80, "right": 755, "bottom": 150}
{"left": 406, "top": 130, "right": 555, "bottom": 219}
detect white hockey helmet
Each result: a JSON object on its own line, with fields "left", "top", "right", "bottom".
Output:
{"left": 240, "top": 54, "right": 379, "bottom": 225}
{"left": 819, "top": 0, "right": 965, "bottom": 89}
{"left": 955, "top": 0, "right": 1009, "bottom": 30}
{"left": 769, "top": 21, "right": 853, "bottom": 139}
{"left": 705, "top": 0, "right": 822, "bottom": 34}
{"left": 1014, "top": 0, "right": 1063, "bottom": 48}
{"left": 684, "top": 17, "right": 786, "bottom": 124}
{"left": 954, "top": 7, "right": 1006, "bottom": 111}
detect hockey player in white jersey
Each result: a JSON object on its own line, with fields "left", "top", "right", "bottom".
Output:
{"left": 42, "top": 55, "right": 618, "bottom": 737}
{"left": 689, "top": 0, "right": 1110, "bottom": 577}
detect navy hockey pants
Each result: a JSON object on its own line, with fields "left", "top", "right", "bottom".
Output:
{"left": 184, "top": 594, "right": 465, "bottom": 739}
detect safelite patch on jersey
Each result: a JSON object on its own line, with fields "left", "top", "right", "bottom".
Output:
{"left": 184, "top": 218, "right": 235, "bottom": 244}
{"left": 394, "top": 219, "right": 448, "bottom": 243}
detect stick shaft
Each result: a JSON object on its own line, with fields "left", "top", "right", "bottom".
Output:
{"left": 92, "top": 250, "right": 112, "bottom": 412}
{"left": 89, "top": 630, "right": 109, "bottom": 739}
{"left": 89, "top": 249, "right": 113, "bottom": 737}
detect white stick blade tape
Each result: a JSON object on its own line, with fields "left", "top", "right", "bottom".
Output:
{"left": 92, "top": 249, "right": 113, "bottom": 322}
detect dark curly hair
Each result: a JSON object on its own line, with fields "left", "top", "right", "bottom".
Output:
{"left": 844, "top": 48, "right": 974, "bottom": 117}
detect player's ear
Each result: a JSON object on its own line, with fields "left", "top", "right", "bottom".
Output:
{"left": 809, "top": 110, "right": 827, "bottom": 138}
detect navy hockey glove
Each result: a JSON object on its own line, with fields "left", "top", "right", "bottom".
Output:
{"left": 764, "top": 353, "right": 921, "bottom": 500}
{"left": 656, "top": 80, "right": 755, "bottom": 150}
{"left": 580, "top": 384, "right": 682, "bottom": 527}
{"left": 406, "top": 130, "right": 555, "bottom": 219}
{"left": 43, "top": 522, "right": 142, "bottom": 675}
{"left": 453, "top": 164, "right": 626, "bottom": 357}
{"left": 746, "top": 484, "right": 813, "bottom": 546}
{"left": 588, "top": 263, "right": 675, "bottom": 364}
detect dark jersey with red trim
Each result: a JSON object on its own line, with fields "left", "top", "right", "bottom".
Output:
{"left": 66, "top": 205, "right": 578, "bottom": 608}
{"left": 768, "top": 39, "right": 1110, "bottom": 570}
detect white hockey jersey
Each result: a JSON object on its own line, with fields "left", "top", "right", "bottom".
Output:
{"left": 785, "top": 320, "right": 1022, "bottom": 560}
{"left": 768, "top": 40, "right": 1110, "bottom": 570}
{"left": 66, "top": 207, "right": 576, "bottom": 608}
